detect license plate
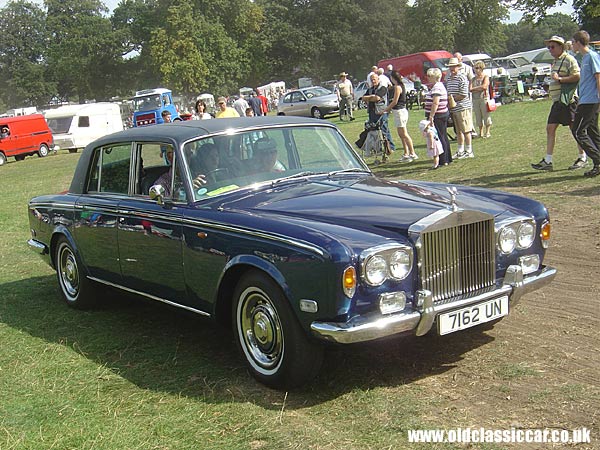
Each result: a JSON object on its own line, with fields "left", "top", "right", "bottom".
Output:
{"left": 438, "top": 296, "right": 509, "bottom": 335}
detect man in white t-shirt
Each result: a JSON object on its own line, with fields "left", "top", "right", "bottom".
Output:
{"left": 335, "top": 72, "right": 355, "bottom": 121}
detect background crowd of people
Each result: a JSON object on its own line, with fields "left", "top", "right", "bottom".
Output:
{"left": 354, "top": 30, "right": 599, "bottom": 175}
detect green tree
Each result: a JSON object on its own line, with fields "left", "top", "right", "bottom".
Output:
{"left": 406, "top": 0, "right": 458, "bottom": 53}
{"left": 573, "top": 0, "right": 600, "bottom": 38}
{"left": 148, "top": 0, "right": 207, "bottom": 96}
{"left": 0, "top": 1, "right": 54, "bottom": 107}
{"left": 45, "top": 0, "right": 120, "bottom": 102}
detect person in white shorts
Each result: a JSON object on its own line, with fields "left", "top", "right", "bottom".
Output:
{"left": 385, "top": 70, "right": 417, "bottom": 162}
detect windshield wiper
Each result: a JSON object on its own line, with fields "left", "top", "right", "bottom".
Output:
{"left": 272, "top": 171, "right": 321, "bottom": 185}
{"left": 327, "top": 168, "right": 371, "bottom": 177}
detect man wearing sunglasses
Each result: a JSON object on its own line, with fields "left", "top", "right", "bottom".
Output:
{"left": 531, "top": 35, "right": 586, "bottom": 172}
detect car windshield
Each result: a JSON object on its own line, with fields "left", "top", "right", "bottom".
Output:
{"left": 182, "top": 125, "right": 368, "bottom": 201}
{"left": 433, "top": 58, "right": 450, "bottom": 71}
{"left": 302, "top": 87, "right": 332, "bottom": 98}
{"left": 133, "top": 95, "right": 162, "bottom": 112}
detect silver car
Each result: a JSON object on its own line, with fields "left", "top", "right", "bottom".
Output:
{"left": 493, "top": 56, "right": 552, "bottom": 78}
{"left": 277, "top": 86, "right": 339, "bottom": 119}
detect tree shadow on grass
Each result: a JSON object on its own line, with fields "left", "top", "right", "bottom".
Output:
{"left": 2, "top": 275, "right": 496, "bottom": 410}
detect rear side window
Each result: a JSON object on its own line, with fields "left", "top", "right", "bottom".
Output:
{"left": 87, "top": 144, "right": 132, "bottom": 194}
{"left": 78, "top": 116, "right": 90, "bottom": 127}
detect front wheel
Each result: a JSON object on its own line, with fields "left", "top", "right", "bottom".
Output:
{"left": 38, "top": 144, "right": 49, "bottom": 158}
{"left": 311, "top": 107, "right": 323, "bottom": 119}
{"left": 233, "top": 271, "right": 323, "bottom": 389}
{"left": 55, "top": 237, "right": 97, "bottom": 309}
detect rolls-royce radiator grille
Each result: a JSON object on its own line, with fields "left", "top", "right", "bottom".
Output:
{"left": 419, "top": 218, "right": 495, "bottom": 303}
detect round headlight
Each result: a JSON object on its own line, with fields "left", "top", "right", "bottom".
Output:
{"left": 499, "top": 227, "right": 517, "bottom": 254}
{"left": 365, "top": 255, "right": 387, "bottom": 286}
{"left": 389, "top": 249, "right": 412, "bottom": 280}
{"left": 517, "top": 222, "right": 535, "bottom": 249}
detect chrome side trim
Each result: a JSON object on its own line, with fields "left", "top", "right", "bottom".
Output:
{"left": 179, "top": 217, "right": 327, "bottom": 257}
{"left": 27, "top": 238, "right": 48, "bottom": 255}
{"left": 88, "top": 276, "right": 211, "bottom": 317}
{"left": 311, "top": 265, "right": 557, "bottom": 344}
{"left": 29, "top": 202, "right": 76, "bottom": 209}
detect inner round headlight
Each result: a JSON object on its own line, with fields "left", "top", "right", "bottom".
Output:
{"left": 365, "top": 255, "right": 387, "bottom": 286}
{"left": 499, "top": 227, "right": 517, "bottom": 254}
{"left": 517, "top": 222, "right": 535, "bottom": 249}
{"left": 389, "top": 249, "right": 412, "bottom": 280}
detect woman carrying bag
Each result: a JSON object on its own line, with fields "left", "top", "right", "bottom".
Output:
{"left": 470, "top": 60, "right": 493, "bottom": 139}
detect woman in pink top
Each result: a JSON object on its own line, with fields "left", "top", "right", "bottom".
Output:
{"left": 424, "top": 68, "right": 452, "bottom": 165}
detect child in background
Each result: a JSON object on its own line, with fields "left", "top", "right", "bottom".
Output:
{"left": 419, "top": 119, "right": 444, "bottom": 170}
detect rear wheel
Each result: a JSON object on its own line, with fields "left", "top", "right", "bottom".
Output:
{"left": 38, "top": 144, "right": 49, "bottom": 158}
{"left": 0, "top": 152, "right": 6, "bottom": 166}
{"left": 55, "top": 237, "right": 97, "bottom": 309}
{"left": 232, "top": 270, "right": 323, "bottom": 389}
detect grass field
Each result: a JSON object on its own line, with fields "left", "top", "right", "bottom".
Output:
{"left": 0, "top": 98, "right": 598, "bottom": 449}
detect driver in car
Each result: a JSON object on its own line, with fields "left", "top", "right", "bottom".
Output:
{"left": 191, "top": 143, "right": 221, "bottom": 188}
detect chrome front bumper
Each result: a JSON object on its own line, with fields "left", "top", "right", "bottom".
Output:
{"left": 311, "top": 265, "right": 557, "bottom": 344}
{"left": 27, "top": 238, "right": 48, "bottom": 255}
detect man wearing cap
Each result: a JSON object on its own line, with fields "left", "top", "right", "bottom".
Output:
{"left": 215, "top": 97, "right": 240, "bottom": 118}
{"left": 570, "top": 30, "right": 600, "bottom": 178}
{"left": 335, "top": 72, "right": 355, "bottom": 121}
{"left": 531, "top": 35, "right": 585, "bottom": 171}
{"left": 446, "top": 56, "right": 473, "bottom": 160}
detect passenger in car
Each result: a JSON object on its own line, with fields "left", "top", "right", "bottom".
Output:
{"left": 252, "top": 138, "right": 285, "bottom": 173}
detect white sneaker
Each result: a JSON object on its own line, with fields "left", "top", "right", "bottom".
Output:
{"left": 399, "top": 155, "right": 413, "bottom": 162}
{"left": 410, "top": 154, "right": 419, "bottom": 160}
{"left": 454, "top": 151, "right": 466, "bottom": 159}
{"left": 464, "top": 151, "right": 474, "bottom": 158}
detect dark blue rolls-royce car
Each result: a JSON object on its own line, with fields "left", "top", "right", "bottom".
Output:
{"left": 27, "top": 116, "right": 556, "bottom": 388}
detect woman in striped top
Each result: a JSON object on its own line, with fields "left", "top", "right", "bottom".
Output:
{"left": 424, "top": 68, "right": 452, "bottom": 165}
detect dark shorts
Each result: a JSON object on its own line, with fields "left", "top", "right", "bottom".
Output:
{"left": 547, "top": 101, "right": 576, "bottom": 126}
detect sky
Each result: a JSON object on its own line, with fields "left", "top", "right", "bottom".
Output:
{"left": 0, "top": 0, "right": 575, "bottom": 22}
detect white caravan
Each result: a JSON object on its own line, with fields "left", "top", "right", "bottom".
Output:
{"left": 44, "top": 103, "right": 123, "bottom": 152}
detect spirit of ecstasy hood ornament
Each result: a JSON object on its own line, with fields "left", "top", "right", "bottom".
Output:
{"left": 446, "top": 186, "right": 459, "bottom": 211}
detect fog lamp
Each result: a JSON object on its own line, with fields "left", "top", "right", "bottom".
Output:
{"left": 519, "top": 255, "right": 540, "bottom": 275}
{"left": 379, "top": 292, "right": 407, "bottom": 315}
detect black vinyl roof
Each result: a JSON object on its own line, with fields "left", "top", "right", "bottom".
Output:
{"left": 91, "top": 116, "right": 331, "bottom": 147}
{"left": 70, "top": 116, "right": 335, "bottom": 194}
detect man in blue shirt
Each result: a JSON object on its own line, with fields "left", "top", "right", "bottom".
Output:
{"left": 571, "top": 30, "right": 600, "bottom": 178}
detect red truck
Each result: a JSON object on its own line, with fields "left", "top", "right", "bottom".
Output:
{"left": 0, "top": 114, "right": 54, "bottom": 166}
{"left": 378, "top": 51, "right": 453, "bottom": 81}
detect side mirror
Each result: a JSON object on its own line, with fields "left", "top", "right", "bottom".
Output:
{"left": 149, "top": 184, "right": 166, "bottom": 206}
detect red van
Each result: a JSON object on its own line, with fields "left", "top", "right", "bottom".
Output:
{"left": 0, "top": 114, "right": 54, "bottom": 166}
{"left": 378, "top": 51, "right": 453, "bottom": 81}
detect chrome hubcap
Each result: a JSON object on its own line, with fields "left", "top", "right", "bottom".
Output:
{"left": 239, "top": 289, "right": 283, "bottom": 371}
{"left": 59, "top": 246, "right": 79, "bottom": 298}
